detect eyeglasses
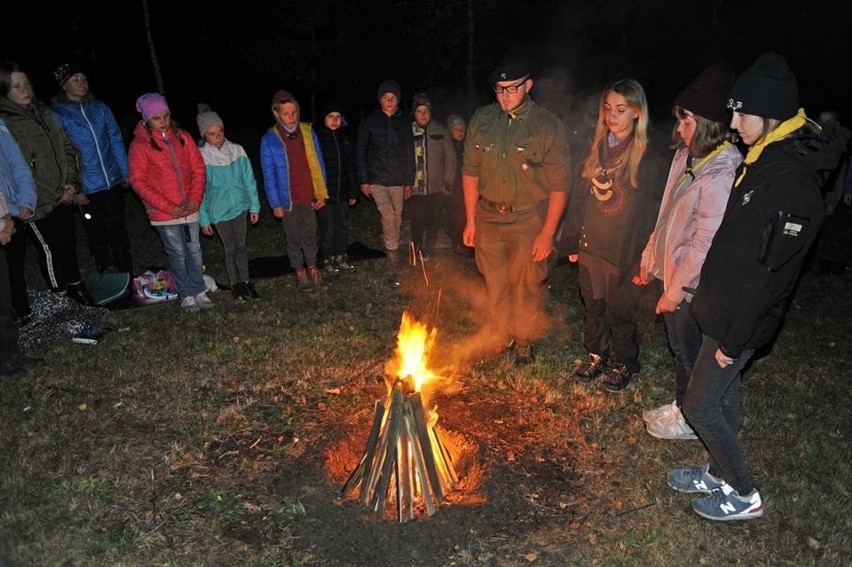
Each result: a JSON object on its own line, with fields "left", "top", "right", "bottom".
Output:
{"left": 493, "top": 80, "right": 527, "bottom": 94}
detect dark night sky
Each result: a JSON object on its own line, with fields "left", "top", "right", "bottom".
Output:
{"left": 4, "top": 1, "right": 851, "bottom": 142}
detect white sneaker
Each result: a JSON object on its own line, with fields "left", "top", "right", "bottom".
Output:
{"left": 642, "top": 400, "right": 679, "bottom": 423}
{"left": 181, "top": 296, "right": 200, "bottom": 313}
{"left": 645, "top": 405, "right": 698, "bottom": 440}
{"left": 195, "top": 291, "right": 215, "bottom": 310}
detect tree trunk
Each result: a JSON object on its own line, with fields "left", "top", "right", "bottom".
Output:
{"left": 465, "top": 0, "right": 475, "bottom": 116}
{"left": 142, "top": 0, "right": 166, "bottom": 94}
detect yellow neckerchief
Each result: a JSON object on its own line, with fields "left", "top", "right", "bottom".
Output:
{"left": 676, "top": 141, "right": 732, "bottom": 185}
{"left": 275, "top": 122, "right": 329, "bottom": 200}
{"left": 734, "top": 108, "right": 807, "bottom": 187}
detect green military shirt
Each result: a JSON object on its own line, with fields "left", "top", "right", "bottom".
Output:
{"left": 462, "top": 96, "right": 571, "bottom": 208}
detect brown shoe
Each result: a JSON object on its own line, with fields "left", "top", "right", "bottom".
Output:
{"left": 574, "top": 353, "right": 605, "bottom": 384}
{"left": 307, "top": 265, "right": 328, "bottom": 290}
{"left": 295, "top": 268, "right": 314, "bottom": 293}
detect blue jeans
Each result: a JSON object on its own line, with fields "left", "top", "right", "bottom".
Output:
{"left": 682, "top": 336, "right": 755, "bottom": 494}
{"left": 663, "top": 300, "right": 704, "bottom": 406}
{"left": 155, "top": 222, "right": 206, "bottom": 298}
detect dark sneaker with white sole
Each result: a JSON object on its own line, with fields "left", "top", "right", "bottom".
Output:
{"left": 573, "top": 353, "right": 605, "bottom": 384}
{"left": 600, "top": 363, "right": 636, "bottom": 392}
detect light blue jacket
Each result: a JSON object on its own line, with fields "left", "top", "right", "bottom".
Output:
{"left": 0, "top": 118, "right": 37, "bottom": 217}
{"left": 198, "top": 139, "right": 260, "bottom": 227}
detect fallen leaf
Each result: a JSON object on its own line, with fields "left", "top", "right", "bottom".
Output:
{"left": 807, "top": 536, "right": 821, "bottom": 551}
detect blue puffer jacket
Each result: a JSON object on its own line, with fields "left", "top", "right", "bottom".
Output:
{"left": 51, "top": 93, "right": 128, "bottom": 195}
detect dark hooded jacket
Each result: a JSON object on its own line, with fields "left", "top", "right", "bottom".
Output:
{"left": 691, "top": 119, "right": 851, "bottom": 358}
{"left": 355, "top": 107, "right": 414, "bottom": 187}
{"left": 316, "top": 117, "right": 358, "bottom": 204}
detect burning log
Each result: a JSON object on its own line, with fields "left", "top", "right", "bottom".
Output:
{"left": 342, "top": 378, "right": 458, "bottom": 522}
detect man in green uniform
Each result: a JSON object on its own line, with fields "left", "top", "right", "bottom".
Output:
{"left": 462, "top": 54, "right": 571, "bottom": 364}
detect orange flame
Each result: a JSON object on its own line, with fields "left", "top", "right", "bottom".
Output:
{"left": 386, "top": 309, "right": 437, "bottom": 393}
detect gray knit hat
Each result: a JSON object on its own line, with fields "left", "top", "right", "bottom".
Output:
{"left": 196, "top": 103, "right": 224, "bottom": 136}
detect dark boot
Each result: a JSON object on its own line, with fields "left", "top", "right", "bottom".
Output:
{"left": 66, "top": 281, "right": 95, "bottom": 306}
{"left": 246, "top": 281, "right": 261, "bottom": 300}
{"left": 385, "top": 249, "right": 401, "bottom": 287}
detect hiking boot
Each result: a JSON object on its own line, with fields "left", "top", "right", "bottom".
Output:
{"left": 246, "top": 281, "right": 260, "bottom": 299}
{"left": 295, "top": 268, "right": 314, "bottom": 293}
{"left": 573, "top": 353, "right": 605, "bottom": 384}
{"left": 232, "top": 282, "right": 248, "bottom": 303}
{"left": 667, "top": 464, "right": 726, "bottom": 495}
{"left": 645, "top": 405, "right": 698, "bottom": 440}
{"left": 195, "top": 291, "right": 215, "bottom": 310}
{"left": 323, "top": 258, "right": 341, "bottom": 277}
{"left": 600, "top": 363, "right": 636, "bottom": 392}
{"left": 514, "top": 341, "right": 534, "bottom": 366}
{"left": 691, "top": 484, "right": 764, "bottom": 521}
{"left": 181, "top": 296, "right": 200, "bottom": 312}
{"left": 336, "top": 254, "right": 355, "bottom": 272}
{"left": 308, "top": 265, "right": 328, "bottom": 290}
{"left": 385, "top": 250, "right": 401, "bottom": 286}
{"left": 642, "top": 400, "right": 679, "bottom": 423}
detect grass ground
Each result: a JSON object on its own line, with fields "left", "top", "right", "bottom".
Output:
{"left": 1, "top": 191, "right": 850, "bottom": 566}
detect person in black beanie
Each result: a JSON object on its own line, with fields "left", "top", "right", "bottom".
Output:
{"left": 665, "top": 52, "right": 850, "bottom": 521}
{"left": 635, "top": 63, "right": 743, "bottom": 440}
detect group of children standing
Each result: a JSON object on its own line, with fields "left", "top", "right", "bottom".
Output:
{"left": 128, "top": 87, "right": 364, "bottom": 308}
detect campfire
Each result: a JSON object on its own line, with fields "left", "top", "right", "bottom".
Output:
{"left": 342, "top": 310, "right": 458, "bottom": 521}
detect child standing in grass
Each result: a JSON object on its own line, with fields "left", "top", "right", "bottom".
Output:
{"left": 315, "top": 101, "right": 358, "bottom": 276}
{"left": 128, "top": 92, "right": 213, "bottom": 313}
{"left": 260, "top": 90, "right": 329, "bottom": 292}
{"left": 196, "top": 104, "right": 261, "bottom": 302}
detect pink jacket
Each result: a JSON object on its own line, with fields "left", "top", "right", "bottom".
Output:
{"left": 640, "top": 143, "right": 743, "bottom": 305}
{"left": 128, "top": 121, "right": 206, "bottom": 223}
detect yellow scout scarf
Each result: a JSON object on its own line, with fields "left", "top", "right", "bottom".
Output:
{"left": 735, "top": 108, "right": 807, "bottom": 187}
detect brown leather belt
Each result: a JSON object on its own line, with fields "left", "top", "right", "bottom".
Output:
{"left": 479, "top": 196, "right": 535, "bottom": 214}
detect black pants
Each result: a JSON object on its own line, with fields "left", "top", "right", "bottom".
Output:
{"left": 578, "top": 255, "right": 641, "bottom": 371}
{"left": 6, "top": 205, "right": 81, "bottom": 317}
{"left": 317, "top": 201, "right": 350, "bottom": 260}
{"left": 80, "top": 187, "right": 133, "bottom": 273}
{"left": 0, "top": 247, "right": 18, "bottom": 356}
{"left": 407, "top": 194, "right": 443, "bottom": 255}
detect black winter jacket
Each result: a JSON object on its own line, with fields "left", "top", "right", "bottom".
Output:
{"left": 691, "top": 119, "right": 850, "bottom": 358}
{"left": 316, "top": 125, "right": 358, "bottom": 204}
{"left": 355, "top": 108, "right": 414, "bottom": 187}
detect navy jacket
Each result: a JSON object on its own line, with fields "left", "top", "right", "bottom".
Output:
{"left": 356, "top": 107, "right": 414, "bottom": 187}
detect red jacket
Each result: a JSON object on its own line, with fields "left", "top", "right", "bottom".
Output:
{"left": 128, "top": 121, "right": 206, "bottom": 223}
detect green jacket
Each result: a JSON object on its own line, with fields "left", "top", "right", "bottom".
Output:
{"left": 462, "top": 96, "right": 571, "bottom": 207}
{"left": 0, "top": 98, "right": 80, "bottom": 220}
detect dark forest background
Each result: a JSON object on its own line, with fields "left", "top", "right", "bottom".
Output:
{"left": 3, "top": 1, "right": 850, "bottom": 139}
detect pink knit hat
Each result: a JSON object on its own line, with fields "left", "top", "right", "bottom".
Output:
{"left": 136, "top": 93, "right": 170, "bottom": 121}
